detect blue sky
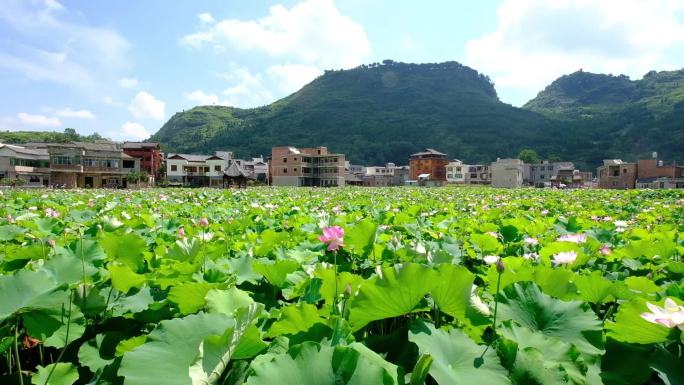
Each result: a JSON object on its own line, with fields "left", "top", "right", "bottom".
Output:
{"left": 1, "top": 0, "right": 683, "bottom": 141}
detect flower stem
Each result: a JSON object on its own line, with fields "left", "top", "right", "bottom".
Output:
{"left": 14, "top": 319, "right": 23, "bottom": 385}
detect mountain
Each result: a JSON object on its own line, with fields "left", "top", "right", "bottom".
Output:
{"left": 523, "top": 70, "right": 684, "bottom": 163}
{"left": 0, "top": 129, "right": 106, "bottom": 144}
{"left": 152, "top": 61, "right": 573, "bottom": 166}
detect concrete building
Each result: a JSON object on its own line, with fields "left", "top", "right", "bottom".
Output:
{"left": 232, "top": 157, "right": 269, "bottom": 184}
{"left": 524, "top": 161, "right": 575, "bottom": 187}
{"left": 465, "top": 164, "right": 491, "bottom": 185}
{"left": 446, "top": 160, "right": 466, "bottom": 184}
{"left": 166, "top": 151, "right": 233, "bottom": 187}
{"left": 409, "top": 149, "right": 448, "bottom": 185}
{"left": 635, "top": 154, "right": 684, "bottom": 189}
{"left": 0, "top": 143, "right": 50, "bottom": 187}
{"left": 270, "top": 146, "right": 345, "bottom": 187}
{"left": 491, "top": 158, "right": 524, "bottom": 188}
{"left": 392, "top": 166, "right": 410, "bottom": 186}
{"left": 597, "top": 160, "right": 638, "bottom": 189}
{"left": 122, "top": 142, "right": 163, "bottom": 181}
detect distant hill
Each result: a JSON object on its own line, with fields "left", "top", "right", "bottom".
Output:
{"left": 523, "top": 70, "right": 684, "bottom": 163}
{"left": 0, "top": 129, "right": 106, "bottom": 144}
{"left": 152, "top": 61, "right": 571, "bottom": 166}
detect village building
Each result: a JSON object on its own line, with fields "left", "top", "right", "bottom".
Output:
{"left": 446, "top": 159, "right": 466, "bottom": 184}
{"left": 122, "top": 142, "right": 163, "bottom": 182}
{"left": 491, "top": 158, "right": 524, "bottom": 188}
{"left": 165, "top": 151, "right": 233, "bottom": 187}
{"left": 270, "top": 146, "right": 345, "bottom": 187}
{"left": 465, "top": 164, "right": 491, "bottom": 185}
{"left": 409, "top": 149, "right": 448, "bottom": 185}
{"left": 0, "top": 143, "right": 51, "bottom": 187}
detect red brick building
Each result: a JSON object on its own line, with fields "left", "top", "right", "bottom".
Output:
{"left": 409, "top": 148, "right": 448, "bottom": 183}
{"left": 597, "top": 160, "right": 637, "bottom": 189}
{"left": 122, "top": 142, "right": 163, "bottom": 180}
{"left": 637, "top": 158, "right": 684, "bottom": 180}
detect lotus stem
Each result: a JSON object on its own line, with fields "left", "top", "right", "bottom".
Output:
{"left": 14, "top": 320, "right": 23, "bottom": 385}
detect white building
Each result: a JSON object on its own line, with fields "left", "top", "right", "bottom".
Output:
{"left": 0, "top": 143, "right": 50, "bottom": 187}
{"left": 446, "top": 159, "right": 467, "bottom": 184}
{"left": 523, "top": 161, "right": 575, "bottom": 187}
{"left": 166, "top": 151, "right": 233, "bottom": 187}
{"left": 365, "top": 163, "right": 396, "bottom": 176}
{"left": 491, "top": 158, "right": 524, "bottom": 188}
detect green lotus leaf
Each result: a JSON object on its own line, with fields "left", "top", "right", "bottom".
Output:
{"left": 101, "top": 232, "right": 148, "bottom": 271}
{"left": 349, "top": 263, "right": 436, "bottom": 331}
{"left": 572, "top": 271, "right": 615, "bottom": 304}
{"left": 252, "top": 258, "right": 300, "bottom": 288}
{"left": 344, "top": 220, "right": 378, "bottom": 257}
{"left": 31, "top": 362, "right": 79, "bottom": 385}
{"left": 108, "top": 263, "right": 146, "bottom": 293}
{"left": 430, "top": 264, "right": 474, "bottom": 320}
{"left": 119, "top": 312, "right": 234, "bottom": 385}
{"left": 408, "top": 321, "right": 511, "bottom": 385}
{"left": 168, "top": 282, "right": 217, "bottom": 314}
{"left": 204, "top": 287, "right": 254, "bottom": 316}
{"left": 606, "top": 297, "right": 677, "bottom": 344}
{"left": 267, "top": 303, "right": 327, "bottom": 338}
{"left": 497, "top": 282, "right": 604, "bottom": 358}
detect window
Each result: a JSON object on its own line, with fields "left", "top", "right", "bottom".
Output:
{"left": 214, "top": 165, "right": 221, "bottom": 172}
{"left": 29, "top": 176, "right": 40, "bottom": 183}
{"left": 293, "top": 168, "right": 298, "bottom": 172}
{"left": 282, "top": 158, "right": 287, "bottom": 163}
{"left": 540, "top": 175, "right": 545, "bottom": 179}
{"left": 455, "top": 173, "right": 463, "bottom": 179}
{"left": 470, "top": 173, "right": 477, "bottom": 179}
{"left": 83, "top": 159, "right": 98, "bottom": 167}
{"left": 171, "top": 165, "right": 177, "bottom": 171}
{"left": 52, "top": 156, "right": 72, "bottom": 165}
{"left": 103, "top": 159, "right": 119, "bottom": 168}
{"left": 623, "top": 168, "right": 628, "bottom": 174}
{"left": 123, "top": 160, "right": 135, "bottom": 168}
{"left": 293, "top": 157, "right": 297, "bottom": 161}
{"left": 283, "top": 167, "right": 288, "bottom": 173}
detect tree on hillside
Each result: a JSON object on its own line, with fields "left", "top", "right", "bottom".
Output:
{"left": 517, "top": 148, "right": 540, "bottom": 164}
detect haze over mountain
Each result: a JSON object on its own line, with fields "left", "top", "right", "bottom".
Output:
{"left": 149, "top": 61, "right": 684, "bottom": 169}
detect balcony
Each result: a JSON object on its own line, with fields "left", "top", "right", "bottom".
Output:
{"left": 51, "top": 164, "right": 82, "bottom": 171}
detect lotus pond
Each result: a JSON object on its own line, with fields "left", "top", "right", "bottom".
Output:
{"left": 0, "top": 187, "right": 683, "bottom": 385}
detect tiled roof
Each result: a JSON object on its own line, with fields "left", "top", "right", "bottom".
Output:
{"left": 122, "top": 142, "right": 160, "bottom": 149}
{"left": 411, "top": 148, "right": 447, "bottom": 157}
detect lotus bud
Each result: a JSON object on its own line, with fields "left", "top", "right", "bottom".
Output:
{"left": 496, "top": 258, "right": 505, "bottom": 274}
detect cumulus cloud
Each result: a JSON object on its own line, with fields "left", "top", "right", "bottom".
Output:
{"left": 112, "top": 121, "right": 151, "bottom": 141}
{"left": 198, "top": 12, "right": 215, "bottom": 25}
{"left": 56, "top": 108, "right": 95, "bottom": 119}
{"left": 0, "top": 0, "right": 130, "bottom": 89}
{"left": 267, "top": 64, "right": 321, "bottom": 93}
{"left": 186, "top": 90, "right": 222, "bottom": 106}
{"left": 118, "top": 77, "right": 139, "bottom": 88}
{"left": 128, "top": 91, "right": 166, "bottom": 121}
{"left": 181, "top": 0, "right": 371, "bottom": 69}
{"left": 17, "top": 112, "right": 61, "bottom": 127}
{"left": 220, "top": 66, "right": 274, "bottom": 108}
{"left": 464, "top": 0, "right": 684, "bottom": 105}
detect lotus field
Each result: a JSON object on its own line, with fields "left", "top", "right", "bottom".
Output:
{"left": 1, "top": 187, "right": 683, "bottom": 385}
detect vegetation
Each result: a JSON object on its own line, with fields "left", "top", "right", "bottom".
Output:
{"left": 0, "top": 128, "right": 106, "bottom": 144}
{"left": 125, "top": 170, "right": 150, "bottom": 184}
{"left": 151, "top": 62, "right": 684, "bottom": 170}
{"left": 516, "top": 149, "right": 540, "bottom": 164}
{"left": 0, "top": 187, "right": 682, "bottom": 384}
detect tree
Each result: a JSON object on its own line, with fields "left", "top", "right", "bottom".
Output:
{"left": 517, "top": 148, "right": 540, "bottom": 164}
{"left": 63, "top": 128, "right": 79, "bottom": 140}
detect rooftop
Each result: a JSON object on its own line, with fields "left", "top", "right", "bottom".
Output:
{"left": 411, "top": 148, "right": 447, "bottom": 157}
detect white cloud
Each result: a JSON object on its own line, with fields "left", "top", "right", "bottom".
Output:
{"left": 56, "top": 108, "right": 95, "bottom": 119}
{"left": 220, "top": 66, "right": 274, "bottom": 108}
{"left": 103, "top": 96, "right": 120, "bottom": 106}
{"left": 198, "top": 12, "right": 215, "bottom": 25}
{"left": 17, "top": 112, "right": 61, "bottom": 127}
{"left": 464, "top": 0, "right": 684, "bottom": 105}
{"left": 267, "top": 64, "right": 321, "bottom": 93}
{"left": 112, "top": 121, "right": 151, "bottom": 141}
{"left": 128, "top": 91, "right": 166, "bottom": 121}
{"left": 186, "top": 90, "right": 222, "bottom": 106}
{"left": 180, "top": 0, "right": 371, "bottom": 69}
{"left": 0, "top": 1, "right": 130, "bottom": 89}
{"left": 118, "top": 77, "right": 139, "bottom": 88}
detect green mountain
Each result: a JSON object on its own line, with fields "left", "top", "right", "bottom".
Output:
{"left": 152, "top": 61, "right": 571, "bottom": 166}
{"left": 0, "top": 129, "right": 106, "bottom": 144}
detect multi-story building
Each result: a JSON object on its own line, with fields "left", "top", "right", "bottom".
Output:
{"left": 47, "top": 142, "right": 128, "bottom": 188}
{"left": 392, "top": 166, "right": 410, "bottom": 186}
{"left": 122, "top": 142, "right": 163, "bottom": 181}
{"left": 166, "top": 151, "right": 233, "bottom": 187}
{"left": 465, "top": 164, "right": 491, "bottom": 185}
{"left": 635, "top": 154, "right": 684, "bottom": 189}
{"left": 365, "top": 163, "right": 396, "bottom": 176}
{"left": 409, "top": 149, "right": 448, "bottom": 184}
{"left": 270, "top": 146, "right": 345, "bottom": 187}
{"left": 550, "top": 169, "right": 592, "bottom": 188}
{"left": 0, "top": 143, "right": 51, "bottom": 187}
{"left": 597, "top": 160, "right": 638, "bottom": 189}
{"left": 491, "top": 158, "right": 524, "bottom": 188}
{"left": 446, "top": 160, "right": 466, "bottom": 184}
{"left": 524, "top": 161, "right": 575, "bottom": 187}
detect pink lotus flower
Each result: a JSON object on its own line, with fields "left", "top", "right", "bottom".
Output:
{"left": 198, "top": 218, "right": 209, "bottom": 227}
{"left": 557, "top": 233, "right": 587, "bottom": 244}
{"left": 541, "top": 209, "right": 549, "bottom": 216}
{"left": 47, "top": 239, "right": 56, "bottom": 247}
{"left": 319, "top": 226, "right": 344, "bottom": 251}
{"left": 523, "top": 252, "right": 539, "bottom": 261}
{"left": 552, "top": 251, "right": 578, "bottom": 265}
{"left": 641, "top": 298, "right": 684, "bottom": 330}
{"left": 599, "top": 244, "right": 611, "bottom": 255}
{"left": 6, "top": 214, "right": 15, "bottom": 224}
{"left": 177, "top": 227, "right": 186, "bottom": 238}
{"left": 523, "top": 237, "right": 539, "bottom": 246}
{"left": 45, "top": 208, "right": 60, "bottom": 218}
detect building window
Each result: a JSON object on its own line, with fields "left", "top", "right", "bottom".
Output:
{"left": 52, "top": 156, "right": 73, "bottom": 165}
{"left": 470, "top": 173, "right": 477, "bottom": 179}
{"left": 283, "top": 158, "right": 287, "bottom": 163}
{"left": 171, "top": 165, "right": 177, "bottom": 171}
{"left": 84, "top": 159, "right": 98, "bottom": 167}
{"left": 214, "top": 165, "right": 221, "bottom": 172}
{"left": 540, "top": 175, "right": 545, "bottom": 179}
{"left": 103, "top": 159, "right": 119, "bottom": 168}
{"left": 123, "top": 160, "right": 135, "bottom": 168}
{"left": 283, "top": 167, "right": 287, "bottom": 173}
{"left": 623, "top": 168, "right": 627, "bottom": 174}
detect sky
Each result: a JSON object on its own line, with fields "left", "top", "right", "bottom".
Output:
{"left": 1, "top": 0, "right": 683, "bottom": 141}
